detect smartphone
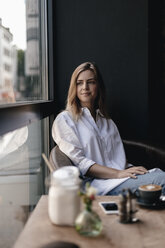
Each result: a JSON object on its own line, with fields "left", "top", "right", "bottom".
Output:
{"left": 99, "top": 201, "right": 119, "bottom": 214}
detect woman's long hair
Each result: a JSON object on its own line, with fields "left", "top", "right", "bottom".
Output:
{"left": 66, "top": 62, "right": 109, "bottom": 120}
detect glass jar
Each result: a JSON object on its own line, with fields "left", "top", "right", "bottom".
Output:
{"left": 48, "top": 166, "right": 81, "bottom": 226}
{"left": 75, "top": 203, "right": 102, "bottom": 237}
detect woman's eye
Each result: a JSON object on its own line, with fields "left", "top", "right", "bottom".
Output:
{"left": 88, "top": 81, "right": 96, "bottom": 84}
{"left": 76, "top": 81, "right": 82, "bottom": 85}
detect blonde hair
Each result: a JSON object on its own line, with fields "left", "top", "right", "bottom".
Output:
{"left": 66, "top": 62, "right": 109, "bottom": 120}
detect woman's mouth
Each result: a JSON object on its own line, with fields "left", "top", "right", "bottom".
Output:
{"left": 81, "top": 93, "right": 90, "bottom": 96}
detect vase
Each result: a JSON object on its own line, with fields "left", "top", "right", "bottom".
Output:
{"left": 75, "top": 205, "right": 102, "bottom": 237}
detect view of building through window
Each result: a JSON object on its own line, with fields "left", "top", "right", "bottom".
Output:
{"left": 0, "top": 0, "right": 46, "bottom": 104}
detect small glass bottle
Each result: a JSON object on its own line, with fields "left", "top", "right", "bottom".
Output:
{"left": 48, "top": 166, "right": 81, "bottom": 226}
{"left": 75, "top": 207, "right": 102, "bottom": 237}
{"left": 75, "top": 190, "right": 102, "bottom": 237}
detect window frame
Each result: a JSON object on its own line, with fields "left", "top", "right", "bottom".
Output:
{"left": 0, "top": 0, "right": 55, "bottom": 137}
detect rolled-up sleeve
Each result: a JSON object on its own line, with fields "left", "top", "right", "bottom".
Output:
{"left": 52, "top": 113, "right": 95, "bottom": 175}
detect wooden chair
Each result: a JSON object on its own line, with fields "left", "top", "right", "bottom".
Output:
{"left": 49, "top": 145, "right": 73, "bottom": 170}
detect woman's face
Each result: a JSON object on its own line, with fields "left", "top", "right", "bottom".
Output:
{"left": 76, "top": 70, "right": 98, "bottom": 108}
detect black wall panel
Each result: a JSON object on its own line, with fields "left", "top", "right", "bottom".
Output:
{"left": 52, "top": 0, "right": 164, "bottom": 144}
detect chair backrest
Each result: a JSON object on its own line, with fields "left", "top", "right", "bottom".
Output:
{"left": 123, "top": 139, "right": 165, "bottom": 170}
{"left": 49, "top": 145, "right": 73, "bottom": 170}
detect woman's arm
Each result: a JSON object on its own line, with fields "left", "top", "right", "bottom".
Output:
{"left": 86, "top": 163, "right": 148, "bottom": 179}
{"left": 52, "top": 113, "right": 97, "bottom": 176}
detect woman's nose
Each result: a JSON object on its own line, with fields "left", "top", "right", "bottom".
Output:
{"left": 83, "top": 82, "right": 88, "bottom": 89}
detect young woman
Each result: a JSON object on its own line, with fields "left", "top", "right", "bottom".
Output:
{"left": 52, "top": 62, "right": 165, "bottom": 195}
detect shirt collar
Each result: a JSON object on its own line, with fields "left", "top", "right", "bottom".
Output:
{"left": 96, "top": 109, "right": 104, "bottom": 117}
{"left": 81, "top": 107, "right": 104, "bottom": 117}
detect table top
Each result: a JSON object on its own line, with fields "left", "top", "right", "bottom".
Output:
{"left": 14, "top": 195, "right": 165, "bottom": 248}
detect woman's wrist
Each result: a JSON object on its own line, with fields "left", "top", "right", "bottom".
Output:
{"left": 109, "top": 168, "right": 121, "bottom": 179}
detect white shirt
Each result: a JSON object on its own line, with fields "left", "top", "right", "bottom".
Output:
{"left": 52, "top": 108, "right": 130, "bottom": 195}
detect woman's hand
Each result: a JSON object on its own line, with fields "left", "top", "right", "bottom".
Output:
{"left": 117, "top": 166, "right": 148, "bottom": 179}
{"left": 86, "top": 164, "right": 148, "bottom": 179}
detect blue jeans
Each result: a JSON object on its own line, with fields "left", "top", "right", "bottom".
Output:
{"left": 107, "top": 170, "right": 165, "bottom": 195}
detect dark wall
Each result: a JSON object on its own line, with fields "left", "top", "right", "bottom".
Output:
{"left": 52, "top": 0, "right": 155, "bottom": 142}
{"left": 148, "top": 0, "right": 165, "bottom": 144}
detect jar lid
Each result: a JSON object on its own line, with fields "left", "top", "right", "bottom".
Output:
{"left": 51, "top": 166, "right": 80, "bottom": 186}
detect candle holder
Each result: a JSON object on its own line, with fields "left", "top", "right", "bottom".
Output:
{"left": 118, "top": 188, "right": 139, "bottom": 224}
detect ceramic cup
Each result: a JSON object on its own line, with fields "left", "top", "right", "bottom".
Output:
{"left": 138, "top": 184, "right": 162, "bottom": 204}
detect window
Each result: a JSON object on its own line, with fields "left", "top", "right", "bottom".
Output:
{"left": 0, "top": 117, "right": 51, "bottom": 247}
{"left": 0, "top": 0, "right": 55, "bottom": 246}
{"left": 0, "top": 0, "right": 54, "bottom": 135}
{"left": 4, "top": 63, "right": 11, "bottom": 72}
{"left": 4, "top": 47, "right": 10, "bottom": 57}
{"left": 0, "top": 0, "right": 49, "bottom": 104}
{"left": 3, "top": 33, "right": 11, "bottom": 42}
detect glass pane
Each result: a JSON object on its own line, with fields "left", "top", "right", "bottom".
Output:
{"left": 0, "top": 117, "right": 49, "bottom": 247}
{"left": 0, "top": 0, "right": 48, "bottom": 104}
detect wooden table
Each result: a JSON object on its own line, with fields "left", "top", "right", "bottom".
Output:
{"left": 14, "top": 195, "right": 165, "bottom": 248}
